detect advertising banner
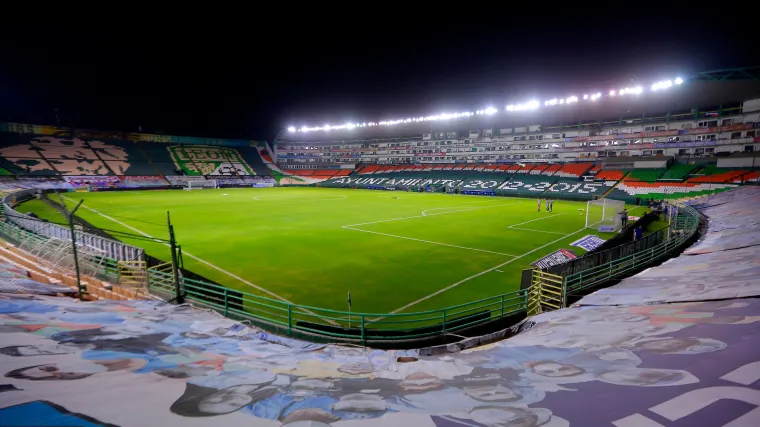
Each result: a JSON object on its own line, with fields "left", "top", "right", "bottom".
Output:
{"left": 570, "top": 235, "right": 606, "bottom": 252}
{"left": 531, "top": 249, "right": 577, "bottom": 269}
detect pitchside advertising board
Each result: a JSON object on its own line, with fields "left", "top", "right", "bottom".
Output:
{"left": 168, "top": 145, "right": 255, "bottom": 176}
{"left": 531, "top": 249, "right": 577, "bottom": 269}
{"left": 571, "top": 235, "right": 606, "bottom": 251}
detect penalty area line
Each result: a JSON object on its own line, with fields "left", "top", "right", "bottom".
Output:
{"left": 65, "top": 197, "right": 340, "bottom": 326}
{"left": 342, "top": 226, "right": 518, "bottom": 257}
{"left": 344, "top": 201, "right": 523, "bottom": 228}
{"left": 372, "top": 223, "right": 593, "bottom": 321}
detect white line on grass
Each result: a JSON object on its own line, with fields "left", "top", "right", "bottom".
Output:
{"left": 253, "top": 195, "right": 348, "bottom": 201}
{"left": 373, "top": 223, "right": 594, "bottom": 320}
{"left": 342, "top": 226, "right": 518, "bottom": 257}
{"left": 420, "top": 202, "right": 492, "bottom": 216}
{"left": 343, "top": 201, "right": 523, "bottom": 228}
{"left": 508, "top": 227, "right": 567, "bottom": 235}
{"left": 507, "top": 213, "right": 565, "bottom": 228}
{"left": 64, "top": 197, "right": 340, "bottom": 326}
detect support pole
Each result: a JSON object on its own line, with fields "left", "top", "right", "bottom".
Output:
{"left": 68, "top": 199, "right": 85, "bottom": 300}
{"left": 167, "top": 211, "right": 183, "bottom": 304}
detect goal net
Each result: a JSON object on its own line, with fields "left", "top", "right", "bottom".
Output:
{"left": 585, "top": 198, "right": 624, "bottom": 232}
{"left": 184, "top": 180, "right": 217, "bottom": 191}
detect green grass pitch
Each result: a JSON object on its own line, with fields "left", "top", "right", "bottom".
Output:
{"left": 19, "top": 188, "right": 647, "bottom": 314}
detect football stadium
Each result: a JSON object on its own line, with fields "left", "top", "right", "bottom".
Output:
{"left": 2, "top": 67, "right": 760, "bottom": 426}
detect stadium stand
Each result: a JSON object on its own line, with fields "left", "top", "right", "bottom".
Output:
{"left": 623, "top": 168, "right": 666, "bottom": 182}
{"left": 686, "top": 166, "right": 752, "bottom": 183}
{"left": 554, "top": 162, "right": 592, "bottom": 177}
{"left": 541, "top": 164, "right": 562, "bottom": 175}
{"left": 658, "top": 163, "right": 696, "bottom": 180}
{"left": 0, "top": 130, "right": 272, "bottom": 186}
{"left": 595, "top": 169, "right": 625, "bottom": 180}
{"left": 547, "top": 179, "right": 617, "bottom": 200}
{"left": 607, "top": 181, "right": 736, "bottom": 202}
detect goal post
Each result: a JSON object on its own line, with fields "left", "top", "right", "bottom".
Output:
{"left": 184, "top": 180, "right": 218, "bottom": 191}
{"left": 585, "top": 198, "right": 624, "bottom": 232}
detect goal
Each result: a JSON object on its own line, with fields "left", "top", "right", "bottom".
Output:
{"left": 184, "top": 180, "right": 218, "bottom": 191}
{"left": 585, "top": 198, "right": 624, "bottom": 232}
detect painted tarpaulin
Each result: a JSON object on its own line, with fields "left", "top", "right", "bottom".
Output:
{"left": 575, "top": 245, "right": 760, "bottom": 306}
{"left": 0, "top": 293, "right": 759, "bottom": 426}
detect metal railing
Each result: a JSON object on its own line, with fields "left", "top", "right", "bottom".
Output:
{"left": 0, "top": 219, "right": 121, "bottom": 284}
{"left": 3, "top": 189, "right": 145, "bottom": 261}
{"left": 0, "top": 186, "right": 702, "bottom": 346}
{"left": 563, "top": 203, "right": 700, "bottom": 298}
{"left": 147, "top": 267, "right": 528, "bottom": 345}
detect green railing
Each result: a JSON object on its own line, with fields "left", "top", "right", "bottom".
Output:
{"left": 147, "top": 268, "right": 528, "bottom": 344}
{"left": 563, "top": 204, "right": 701, "bottom": 297}
{"left": 0, "top": 193, "right": 703, "bottom": 346}
{"left": 0, "top": 219, "right": 120, "bottom": 284}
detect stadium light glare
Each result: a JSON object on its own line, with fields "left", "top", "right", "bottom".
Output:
{"left": 290, "top": 75, "right": 689, "bottom": 132}
{"left": 508, "top": 100, "right": 539, "bottom": 111}
{"left": 651, "top": 80, "right": 673, "bottom": 91}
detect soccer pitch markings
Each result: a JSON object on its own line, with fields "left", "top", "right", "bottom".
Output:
{"left": 46, "top": 188, "right": 624, "bottom": 315}
{"left": 64, "top": 195, "right": 340, "bottom": 325}
{"left": 342, "top": 201, "right": 524, "bottom": 257}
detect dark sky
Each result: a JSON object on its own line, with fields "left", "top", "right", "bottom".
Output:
{"left": 0, "top": 9, "right": 754, "bottom": 141}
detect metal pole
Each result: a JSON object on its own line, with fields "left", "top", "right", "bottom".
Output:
{"left": 167, "top": 211, "right": 183, "bottom": 304}
{"left": 68, "top": 199, "right": 85, "bottom": 300}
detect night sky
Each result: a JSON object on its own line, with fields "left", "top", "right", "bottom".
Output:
{"left": 0, "top": 10, "right": 754, "bottom": 141}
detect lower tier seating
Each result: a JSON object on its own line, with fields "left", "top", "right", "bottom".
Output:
{"left": 608, "top": 182, "right": 737, "bottom": 203}
{"left": 623, "top": 169, "right": 665, "bottom": 182}
{"left": 687, "top": 167, "right": 752, "bottom": 183}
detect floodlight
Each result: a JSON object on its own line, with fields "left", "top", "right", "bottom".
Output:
{"left": 287, "top": 126, "right": 296, "bottom": 132}
{"left": 609, "top": 90, "right": 616, "bottom": 96}
{"left": 583, "top": 94, "right": 589, "bottom": 100}
{"left": 675, "top": 77, "right": 683, "bottom": 84}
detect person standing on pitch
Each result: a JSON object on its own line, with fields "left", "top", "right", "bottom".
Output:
{"left": 537, "top": 198, "right": 541, "bottom": 212}
{"left": 621, "top": 208, "right": 629, "bottom": 227}
{"left": 545, "top": 198, "right": 549, "bottom": 212}
{"left": 549, "top": 199, "right": 554, "bottom": 212}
